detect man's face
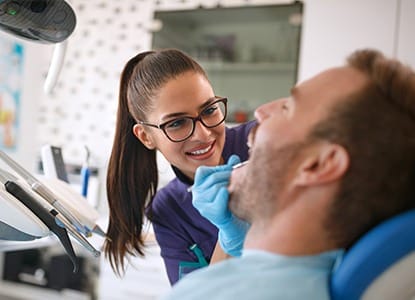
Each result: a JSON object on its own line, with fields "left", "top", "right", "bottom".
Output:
{"left": 229, "top": 66, "right": 368, "bottom": 222}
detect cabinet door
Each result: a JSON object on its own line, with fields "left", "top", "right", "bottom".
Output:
{"left": 152, "top": 4, "right": 303, "bottom": 123}
{"left": 396, "top": 0, "right": 415, "bottom": 68}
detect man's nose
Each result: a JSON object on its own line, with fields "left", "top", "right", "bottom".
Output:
{"left": 254, "top": 104, "right": 270, "bottom": 122}
{"left": 254, "top": 100, "right": 278, "bottom": 121}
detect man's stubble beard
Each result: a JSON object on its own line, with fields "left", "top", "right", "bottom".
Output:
{"left": 229, "top": 142, "right": 306, "bottom": 223}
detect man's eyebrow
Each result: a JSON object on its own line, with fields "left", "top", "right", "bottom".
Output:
{"left": 289, "top": 87, "right": 300, "bottom": 104}
{"left": 290, "top": 86, "right": 298, "bottom": 97}
{"left": 161, "top": 96, "right": 217, "bottom": 121}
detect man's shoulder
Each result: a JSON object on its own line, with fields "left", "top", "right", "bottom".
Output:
{"left": 163, "top": 251, "right": 334, "bottom": 300}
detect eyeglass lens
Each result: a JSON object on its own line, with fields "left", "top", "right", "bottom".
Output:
{"left": 164, "top": 100, "right": 226, "bottom": 141}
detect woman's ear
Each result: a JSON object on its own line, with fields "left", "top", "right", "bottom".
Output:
{"left": 294, "top": 143, "right": 349, "bottom": 187}
{"left": 133, "top": 124, "right": 155, "bottom": 150}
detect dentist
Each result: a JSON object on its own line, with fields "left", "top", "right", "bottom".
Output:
{"left": 104, "top": 48, "right": 255, "bottom": 284}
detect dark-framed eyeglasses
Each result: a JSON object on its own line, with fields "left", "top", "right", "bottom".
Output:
{"left": 138, "top": 97, "right": 227, "bottom": 142}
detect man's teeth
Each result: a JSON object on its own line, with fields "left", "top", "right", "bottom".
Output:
{"left": 190, "top": 145, "right": 211, "bottom": 155}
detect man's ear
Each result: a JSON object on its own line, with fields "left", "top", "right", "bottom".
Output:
{"left": 293, "top": 144, "right": 349, "bottom": 186}
{"left": 132, "top": 124, "right": 155, "bottom": 150}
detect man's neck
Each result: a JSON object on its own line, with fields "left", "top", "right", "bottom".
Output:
{"left": 244, "top": 195, "right": 336, "bottom": 255}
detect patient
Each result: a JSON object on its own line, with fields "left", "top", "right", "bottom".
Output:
{"left": 162, "top": 48, "right": 415, "bottom": 299}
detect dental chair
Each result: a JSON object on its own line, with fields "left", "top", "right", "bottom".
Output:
{"left": 330, "top": 209, "right": 415, "bottom": 300}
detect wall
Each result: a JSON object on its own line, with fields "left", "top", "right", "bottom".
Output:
{"left": 33, "top": 1, "right": 156, "bottom": 212}
{"left": 396, "top": 0, "right": 415, "bottom": 67}
{"left": 0, "top": 33, "right": 44, "bottom": 172}
{"left": 298, "top": 0, "right": 414, "bottom": 81}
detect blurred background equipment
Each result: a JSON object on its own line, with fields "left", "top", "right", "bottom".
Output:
{"left": 0, "top": 0, "right": 77, "bottom": 94}
{"left": 0, "top": 0, "right": 76, "bottom": 43}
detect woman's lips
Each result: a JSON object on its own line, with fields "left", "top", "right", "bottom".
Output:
{"left": 185, "top": 141, "right": 216, "bottom": 160}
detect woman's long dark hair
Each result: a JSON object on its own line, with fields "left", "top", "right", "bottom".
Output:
{"left": 104, "top": 49, "right": 207, "bottom": 276}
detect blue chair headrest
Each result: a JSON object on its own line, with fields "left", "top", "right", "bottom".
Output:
{"left": 330, "top": 209, "right": 415, "bottom": 300}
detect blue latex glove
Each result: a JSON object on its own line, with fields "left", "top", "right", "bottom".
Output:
{"left": 192, "top": 155, "right": 250, "bottom": 257}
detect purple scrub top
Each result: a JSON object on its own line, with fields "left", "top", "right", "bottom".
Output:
{"left": 148, "top": 121, "right": 255, "bottom": 285}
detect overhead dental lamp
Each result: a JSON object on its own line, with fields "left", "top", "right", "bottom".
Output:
{"left": 0, "top": 0, "right": 76, "bottom": 93}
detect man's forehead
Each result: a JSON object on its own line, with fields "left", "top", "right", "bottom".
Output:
{"left": 294, "top": 66, "right": 368, "bottom": 105}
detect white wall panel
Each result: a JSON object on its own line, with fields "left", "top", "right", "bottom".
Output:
{"left": 298, "top": 0, "right": 398, "bottom": 82}
{"left": 0, "top": 33, "right": 47, "bottom": 171}
{"left": 396, "top": 0, "right": 415, "bottom": 68}
{"left": 36, "top": 1, "right": 155, "bottom": 168}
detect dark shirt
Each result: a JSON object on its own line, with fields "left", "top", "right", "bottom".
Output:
{"left": 149, "top": 121, "right": 255, "bottom": 285}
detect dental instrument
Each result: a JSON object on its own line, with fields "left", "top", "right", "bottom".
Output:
{"left": 81, "top": 145, "right": 90, "bottom": 198}
{"left": 187, "top": 160, "right": 249, "bottom": 193}
{"left": 40, "top": 145, "right": 106, "bottom": 238}
{"left": 0, "top": 150, "right": 101, "bottom": 257}
{"left": 0, "top": 150, "right": 84, "bottom": 231}
{"left": 0, "top": 171, "right": 49, "bottom": 240}
{"left": 0, "top": 170, "right": 79, "bottom": 272}
{"left": 41, "top": 144, "right": 69, "bottom": 183}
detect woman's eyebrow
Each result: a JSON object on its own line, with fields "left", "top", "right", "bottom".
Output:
{"left": 198, "top": 96, "right": 219, "bottom": 109}
{"left": 161, "top": 96, "right": 218, "bottom": 121}
{"left": 161, "top": 111, "right": 188, "bottom": 120}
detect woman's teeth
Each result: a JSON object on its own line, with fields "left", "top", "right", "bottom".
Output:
{"left": 189, "top": 145, "right": 211, "bottom": 155}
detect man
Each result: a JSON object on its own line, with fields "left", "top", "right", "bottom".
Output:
{"left": 162, "top": 49, "right": 415, "bottom": 299}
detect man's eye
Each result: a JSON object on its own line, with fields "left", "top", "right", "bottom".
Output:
{"left": 281, "top": 101, "right": 289, "bottom": 111}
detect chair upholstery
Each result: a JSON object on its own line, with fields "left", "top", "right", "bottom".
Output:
{"left": 330, "top": 209, "right": 415, "bottom": 300}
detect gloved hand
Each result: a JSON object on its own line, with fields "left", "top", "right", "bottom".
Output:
{"left": 192, "top": 155, "right": 250, "bottom": 257}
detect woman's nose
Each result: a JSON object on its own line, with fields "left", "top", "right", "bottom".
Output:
{"left": 191, "top": 120, "right": 211, "bottom": 139}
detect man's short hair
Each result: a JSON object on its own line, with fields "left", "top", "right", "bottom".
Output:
{"left": 310, "top": 49, "right": 415, "bottom": 248}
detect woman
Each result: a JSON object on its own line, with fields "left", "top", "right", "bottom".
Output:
{"left": 104, "top": 48, "right": 254, "bottom": 284}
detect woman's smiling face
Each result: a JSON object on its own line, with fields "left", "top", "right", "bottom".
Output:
{"left": 133, "top": 71, "right": 226, "bottom": 180}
